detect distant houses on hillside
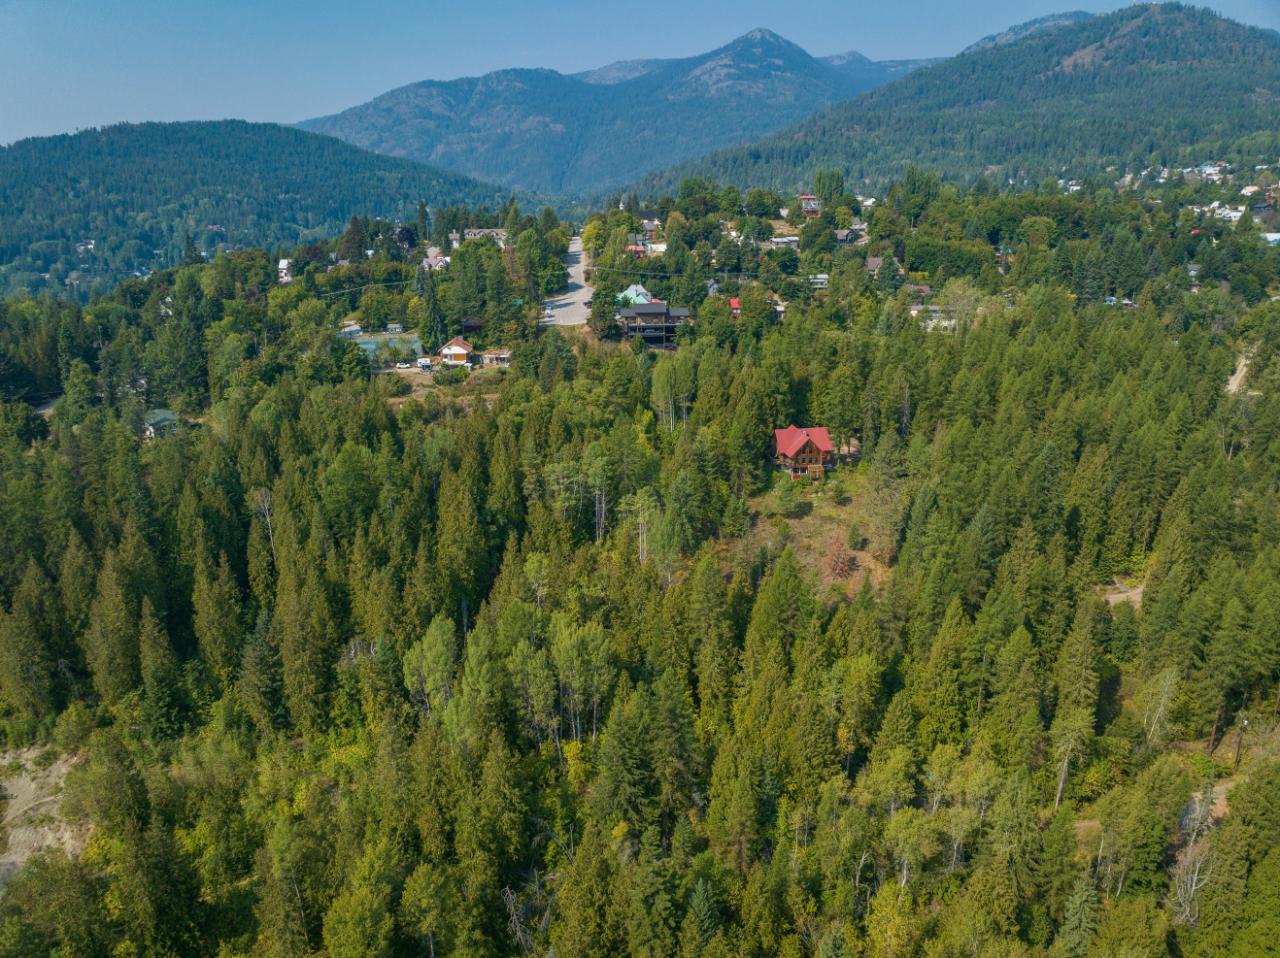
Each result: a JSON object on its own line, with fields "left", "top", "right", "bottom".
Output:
{"left": 448, "top": 228, "right": 509, "bottom": 250}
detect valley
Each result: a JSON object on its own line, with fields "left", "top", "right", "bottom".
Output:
{"left": 1, "top": 4, "right": 1279, "bottom": 957}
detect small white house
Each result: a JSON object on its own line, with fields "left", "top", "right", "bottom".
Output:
{"left": 440, "top": 336, "right": 473, "bottom": 366}
{"left": 278, "top": 259, "right": 293, "bottom": 284}
{"left": 387, "top": 322, "right": 405, "bottom": 334}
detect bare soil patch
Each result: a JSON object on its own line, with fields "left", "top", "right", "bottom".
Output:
{"left": 1101, "top": 578, "right": 1144, "bottom": 610}
{"left": 0, "top": 748, "right": 85, "bottom": 893}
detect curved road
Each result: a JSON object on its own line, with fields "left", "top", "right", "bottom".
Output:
{"left": 541, "top": 237, "right": 592, "bottom": 326}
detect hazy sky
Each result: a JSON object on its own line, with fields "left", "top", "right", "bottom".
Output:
{"left": 2, "top": 0, "right": 1278, "bottom": 144}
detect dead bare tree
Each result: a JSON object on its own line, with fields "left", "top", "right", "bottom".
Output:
{"left": 250, "top": 486, "right": 276, "bottom": 561}
{"left": 1170, "top": 782, "right": 1217, "bottom": 926}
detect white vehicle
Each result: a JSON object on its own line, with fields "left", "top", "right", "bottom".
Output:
{"left": 395, "top": 362, "right": 413, "bottom": 369}
{"left": 416, "top": 357, "right": 433, "bottom": 370}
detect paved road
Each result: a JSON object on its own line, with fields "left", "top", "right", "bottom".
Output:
{"left": 541, "top": 237, "right": 592, "bottom": 326}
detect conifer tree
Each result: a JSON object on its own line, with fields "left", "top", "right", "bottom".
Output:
{"left": 192, "top": 550, "right": 244, "bottom": 689}
{"left": 138, "top": 598, "right": 182, "bottom": 740}
{"left": 84, "top": 547, "right": 140, "bottom": 706}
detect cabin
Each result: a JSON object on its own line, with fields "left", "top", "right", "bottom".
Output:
{"left": 440, "top": 336, "right": 473, "bottom": 366}
{"left": 774, "top": 425, "right": 834, "bottom": 479}
{"left": 277, "top": 258, "right": 293, "bottom": 284}
{"left": 338, "top": 322, "right": 363, "bottom": 339}
{"left": 618, "top": 303, "right": 691, "bottom": 349}
{"left": 481, "top": 349, "right": 512, "bottom": 368}
{"left": 143, "top": 409, "right": 179, "bottom": 441}
{"left": 799, "top": 194, "right": 821, "bottom": 218}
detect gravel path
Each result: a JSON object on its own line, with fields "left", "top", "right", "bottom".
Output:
{"left": 541, "top": 237, "right": 592, "bottom": 327}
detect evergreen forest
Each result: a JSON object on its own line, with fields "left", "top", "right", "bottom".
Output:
{"left": 0, "top": 170, "right": 1279, "bottom": 958}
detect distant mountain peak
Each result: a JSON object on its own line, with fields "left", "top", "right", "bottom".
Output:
{"left": 717, "top": 28, "right": 811, "bottom": 60}
{"left": 302, "top": 28, "right": 912, "bottom": 194}
{"left": 636, "top": 3, "right": 1280, "bottom": 197}
{"left": 737, "top": 27, "right": 790, "bottom": 45}
{"left": 824, "top": 49, "right": 875, "bottom": 68}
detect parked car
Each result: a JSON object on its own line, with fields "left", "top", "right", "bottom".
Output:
{"left": 416, "top": 357, "right": 433, "bottom": 370}
{"left": 585, "top": 298, "right": 593, "bottom": 307}
{"left": 395, "top": 362, "right": 412, "bottom": 369}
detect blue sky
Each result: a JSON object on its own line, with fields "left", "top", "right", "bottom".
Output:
{"left": 2, "top": 0, "right": 1277, "bottom": 144}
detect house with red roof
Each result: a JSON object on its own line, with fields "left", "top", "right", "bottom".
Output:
{"left": 773, "top": 424, "right": 834, "bottom": 479}
{"left": 440, "top": 336, "right": 473, "bottom": 366}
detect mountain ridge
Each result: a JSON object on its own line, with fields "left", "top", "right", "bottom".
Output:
{"left": 632, "top": 4, "right": 1280, "bottom": 196}
{"left": 300, "top": 29, "right": 930, "bottom": 195}
{"left": 0, "top": 120, "right": 507, "bottom": 299}
{"left": 961, "top": 10, "right": 1096, "bottom": 54}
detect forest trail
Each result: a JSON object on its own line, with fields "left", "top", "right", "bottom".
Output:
{"left": 0, "top": 749, "right": 85, "bottom": 893}
{"left": 1226, "top": 349, "right": 1251, "bottom": 395}
{"left": 1101, "top": 578, "right": 1144, "bottom": 609}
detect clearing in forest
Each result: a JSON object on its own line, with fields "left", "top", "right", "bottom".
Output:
{"left": 0, "top": 748, "right": 84, "bottom": 893}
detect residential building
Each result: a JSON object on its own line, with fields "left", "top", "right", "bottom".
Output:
{"left": 773, "top": 425, "right": 833, "bottom": 479}
{"left": 338, "top": 321, "right": 363, "bottom": 339}
{"left": 618, "top": 283, "right": 655, "bottom": 305}
{"left": 440, "top": 336, "right": 473, "bottom": 366}
{"left": 618, "top": 303, "right": 691, "bottom": 349}
{"left": 481, "top": 349, "right": 512, "bottom": 368}
{"left": 799, "top": 194, "right": 821, "bottom": 218}
{"left": 143, "top": 409, "right": 179, "bottom": 441}
{"left": 464, "top": 227, "right": 509, "bottom": 247}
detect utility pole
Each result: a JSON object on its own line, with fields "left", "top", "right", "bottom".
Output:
{"left": 1232, "top": 718, "right": 1249, "bottom": 772}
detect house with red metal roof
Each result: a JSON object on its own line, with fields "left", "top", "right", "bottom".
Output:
{"left": 440, "top": 336, "right": 473, "bottom": 366}
{"left": 773, "top": 424, "right": 834, "bottom": 479}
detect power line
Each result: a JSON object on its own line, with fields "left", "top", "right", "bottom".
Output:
{"left": 584, "top": 263, "right": 764, "bottom": 281}
{"left": 318, "top": 279, "right": 415, "bottom": 299}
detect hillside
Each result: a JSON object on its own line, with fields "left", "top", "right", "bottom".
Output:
{"left": 961, "top": 10, "right": 1095, "bottom": 53}
{"left": 300, "top": 29, "right": 919, "bottom": 195}
{"left": 634, "top": 4, "right": 1280, "bottom": 195}
{"left": 1, "top": 172, "right": 1278, "bottom": 956}
{"left": 0, "top": 121, "right": 507, "bottom": 299}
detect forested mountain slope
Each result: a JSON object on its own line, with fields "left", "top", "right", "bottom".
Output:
{"left": 961, "top": 10, "right": 1095, "bottom": 53}
{"left": 635, "top": 4, "right": 1280, "bottom": 195}
{"left": 0, "top": 169, "right": 1278, "bottom": 956}
{"left": 301, "top": 30, "right": 915, "bottom": 195}
{"left": 0, "top": 121, "right": 507, "bottom": 300}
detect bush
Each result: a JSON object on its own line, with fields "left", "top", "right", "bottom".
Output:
{"left": 773, "top": 480, "right": 801, "bottom": 518}
{"left": 53, "top": 702, "right": 95, "bottom": 753}
{"left": 847, "top": 522, "right": 866, "bottom": 551}
{"left": 433, "top": 367, "right": 468, "bottom": 386}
